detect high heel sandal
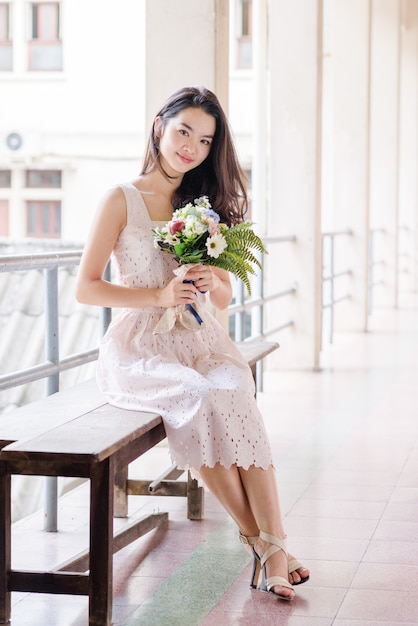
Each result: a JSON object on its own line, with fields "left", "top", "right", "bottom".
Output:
{"left": 254, "top": 531, "right": 294, "bottom": 600}
{"left": 239, "top": 532, "right": 260, "bottom": 589}
{"left": 239, "top": 531, "right": 309, "bottom": 588}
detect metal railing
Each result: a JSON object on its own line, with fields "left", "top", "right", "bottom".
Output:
{"left": 229, "top": 235, "right": 297, "bottom": 342}
{"left": 0, "top": 251, "right": 110, "bottom": 392}
{"left": 322, "top": 230, "right": 352, "bottom": 344}
{"left": 367, "top": 228, "right": 385, "bottom": 315}
{"left": 228, "top": 234, "right": 297, "bottom": 391}
{"left": 0, "top": 250, "right": 111, "bottom": 531}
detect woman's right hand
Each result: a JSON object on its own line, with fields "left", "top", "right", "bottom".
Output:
{"left": 157, "top": 276, "right": 198, "bottom": 308}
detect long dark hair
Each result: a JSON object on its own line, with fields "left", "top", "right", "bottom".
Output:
{"left": 140, "top": 86, "right": 248, "bottom": 226}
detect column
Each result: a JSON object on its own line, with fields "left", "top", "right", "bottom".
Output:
{"left": 323, "top": 0, "right": 371, "bottom": 333}
{"left": 368, "top": 0, "right": 401, "bottom": 308}
{"left": 144, "top": 0, "right": 229, "bottom": 129}
{"left": 398, "top": 0, "right": 418, "bottom": 294}
{"left": 267, "top": 0, "right": 323, "bottom": 369}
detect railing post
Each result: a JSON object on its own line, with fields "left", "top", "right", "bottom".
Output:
{"left": 368, "top": 229, "right": 374, "bottom": 316}
{"left": 234, "top": 280, "right": 245, "bottom": 341}
{"left": 99, "top": 262, "right": 112, "bottom": 336}
{"left": 321, "top": 230, "right": 352, "bottom": 347}
{"left": 254, "top": 252, "right": 264, "bottom": 391}
{"left": 329, "top": 235, "right": 335, "bottom": 344}
{"left": 44, "top": 266, "right": 59, "bottom": 532}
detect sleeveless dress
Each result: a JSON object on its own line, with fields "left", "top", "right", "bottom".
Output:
{"left": 96, "top": 183, "right": 273, "bottom": 471}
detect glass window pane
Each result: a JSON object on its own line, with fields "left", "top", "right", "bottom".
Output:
{"left": 0, "top": 4, "right": 10, "bottom": 40}
{"left": 41, "top": 203, "right": 49, "bottom": 233}
{"left": 0, "top": 170, "right": 11, "bottom": 187}
{"left": 54, "top": 202, "right": 61, "bottom": 234}
{"left": 48, "top": 171, "right": 61, "bottom": 186}
{"left": 0, "top": 44, "right": 12, "bottom": 71}
{"left": 242, "top": 0, "right": 250, "bottom": 36}
{"left": 42, "top": 4, "right": 56, "bottom": 39}
{"left": 26, "top": 170, "right": 62, "bottom": 188}
{"left": 27, "top": 202, "right": 37, "bottom": 234}
{"left": 32, "top": 3, "right": 60, "bottom": 40}
{"left": 32, "top": 4, "right": 38, "bottom": 38}
{"left": 26, "top": 170, "right": 42, "bottom": 187}
{"left": 29, "top": 42, "right": 62, "bottom": 70}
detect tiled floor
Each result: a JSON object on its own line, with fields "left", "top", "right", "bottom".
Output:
{"left": 7, "top": 293, "right": 418, "bottom": 625}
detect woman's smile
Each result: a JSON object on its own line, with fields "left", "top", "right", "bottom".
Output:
{"left": 177, "top": 152, "right": 193, "bottom": 164}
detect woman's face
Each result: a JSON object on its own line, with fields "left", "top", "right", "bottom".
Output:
{"left": 156, "top": 107, "right": 216, "bottom": 177}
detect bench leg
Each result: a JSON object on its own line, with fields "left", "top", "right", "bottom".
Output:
{"left": 114, "top": 466, "right": 128, "bottom": 518}
{"left": 0, "top": 464, "right": 11, "bottom": 624}
{"left": 187, "top": 471, "right": 204, "bottom": 520}
{"left": 89, "top": 458, "right": 114, "bottom": 626}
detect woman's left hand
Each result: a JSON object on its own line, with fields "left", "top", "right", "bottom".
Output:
{"left": 184, "top": 265, "right": 232, "bottom": 310}
{"left": 184, "top": 266, "right": 218, "bottom": 293}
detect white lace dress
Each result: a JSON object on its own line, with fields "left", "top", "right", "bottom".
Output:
{"left": 96, "top": 183, "right": 273, "bottom": 470}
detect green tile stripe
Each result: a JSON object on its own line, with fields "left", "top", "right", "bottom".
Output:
{"left": 123, "top": 518, "right": 251, "bottom": 626}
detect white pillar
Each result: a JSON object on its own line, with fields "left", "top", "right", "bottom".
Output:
{"left": 398, "top": 0, "right": 418, "bottom": 294}
{"left": 369, "top": 0, "right": 401, "bottom": 308}
{"left": 267, "top": 0, "right": 323, "bottom": 369}
{"left": 323, "top": 0, "right": 371, "bottom": 333}
{"left": 144, "top": 0, "right": 229, "bottom": 129}
{"left": 251, "top": 0, "right": 268, "bottom": 336}
{"left": 252, "top": 0, "right": 268, "bottom": 234}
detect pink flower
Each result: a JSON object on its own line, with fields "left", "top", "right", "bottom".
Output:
{"left": 169, "top": 219, "right": 185, "bottom": 235}
{"left": 209, "top": 221, "right": 220, "bottom": 236}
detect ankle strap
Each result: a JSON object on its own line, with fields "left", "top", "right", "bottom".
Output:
{"left": 259, "top": 531, "right": 288, "bottom": 553}
{"left": 238, "top": 531, "right": 258, "bottom": 546}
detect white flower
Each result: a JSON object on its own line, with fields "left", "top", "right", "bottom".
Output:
{"left": 206, "top": 233, "right": 227, "bottom": 258}
{"left": 184, "top": 215, "right": 207, "bottom": 236}
{"left": 165, "top": 233, "right": 181, "bottom": 245}
{"left": 195, "top": 196, "right": 211, "bottom": 209}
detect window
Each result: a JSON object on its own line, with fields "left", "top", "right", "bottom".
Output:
{"left": 236, "top": 0, "right": 252, "bottom": 69}
{"left": 26, "top": 169, "right": 61, "bottom": 188}
{"left": 28, "top": 2, "right": 62, "bottom": 71}
{"left": 0, "top": 3, "right": 12, "bottom": 71}
{"left": 26, "top": 201, "right": 61, "bottom": 237}
{"left": 25, "top": 169, "right": 62, "bottom": 237}
{"left": 0, "top": 170, "right": 12, "bottom": 187}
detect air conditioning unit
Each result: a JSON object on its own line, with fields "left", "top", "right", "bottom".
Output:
{"left": 0, "top": 132, "right": 41, "bottom": 159}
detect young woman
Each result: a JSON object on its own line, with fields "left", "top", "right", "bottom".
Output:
{"left": 76, "top": 86, "right": 309, "bottom": 600}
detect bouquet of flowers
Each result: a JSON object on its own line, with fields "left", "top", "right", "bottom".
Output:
{"left": 152, "top": 196, "right": 267, "bottom": 295}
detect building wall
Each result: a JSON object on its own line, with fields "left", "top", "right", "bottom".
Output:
{"left": 0, "top": 0, "right": 146, "bottom": 241}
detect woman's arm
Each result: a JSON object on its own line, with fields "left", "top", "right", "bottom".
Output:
{"left": 75, "top": 187, "right": 199, "bottom": 309}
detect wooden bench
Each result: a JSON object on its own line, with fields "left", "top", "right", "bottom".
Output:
{"left": 0, "top": 340, "right": 278, "bottom": 626}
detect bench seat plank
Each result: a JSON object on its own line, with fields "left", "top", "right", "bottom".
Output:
{"left": 0, "top": 379, "right": 106, "bottom": 448}
{"left": 236, "top": 340, "right": 278, "bottom": 368}
{"left": 2, "top": 406, "right": 163, "bottom": 464}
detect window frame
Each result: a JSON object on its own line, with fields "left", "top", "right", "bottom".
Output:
{"left": 26, "top": 199, "right": 61, "bottom": 238}
{"left": 28, "top": 1, "right": 62, "bottom": 72}
{"left": 25, "top": 169, "right": 62, "bottom": 188}
{"left": 235, "top": 0, "right": 253, "bottom": 70}
{"left": 0, "top": 2, "right": 12, "bottom": 71}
